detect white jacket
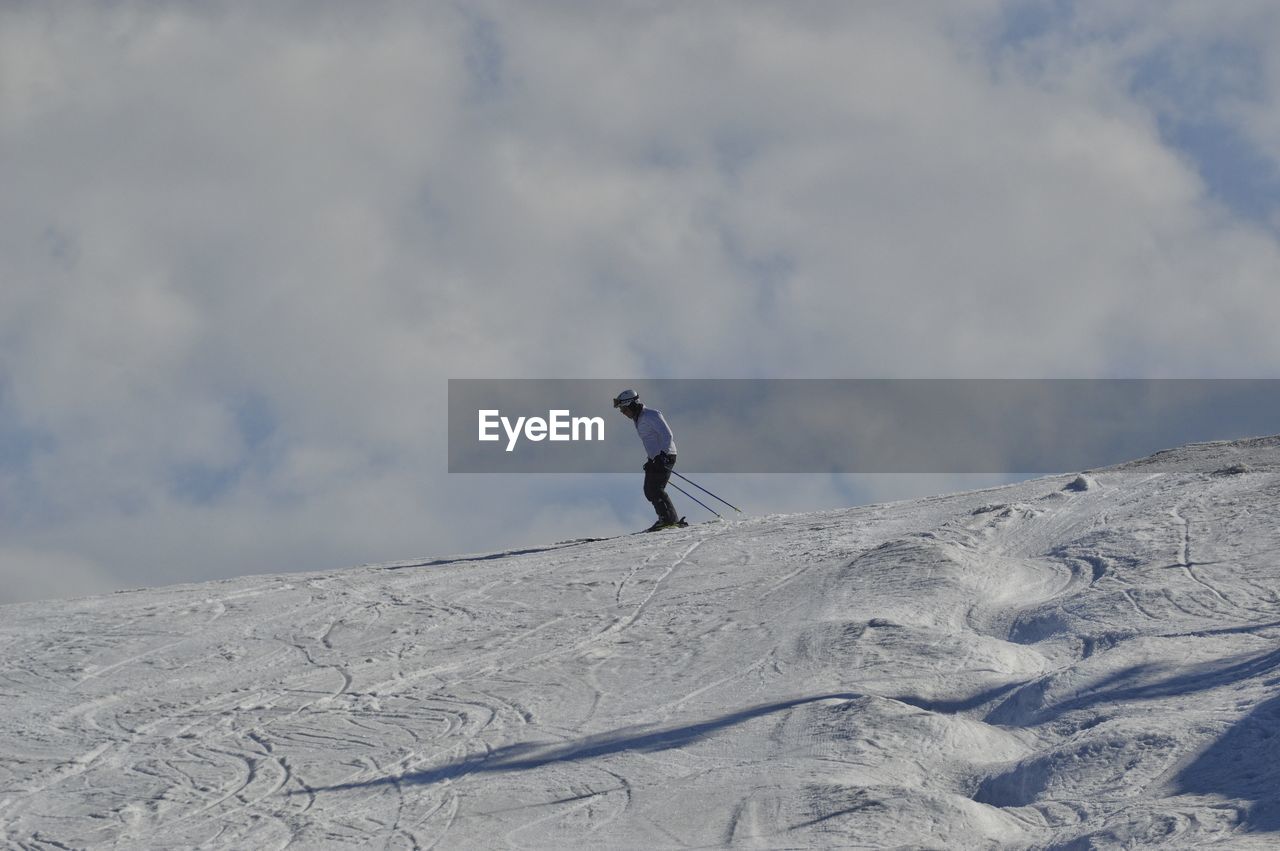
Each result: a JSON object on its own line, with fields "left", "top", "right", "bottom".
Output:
{"left": 634, "top": 406, "right": 677, "bottom": 459}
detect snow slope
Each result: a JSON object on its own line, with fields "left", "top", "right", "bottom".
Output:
{"left": 3, "top": 437, "right": 1280, "bottom": 849}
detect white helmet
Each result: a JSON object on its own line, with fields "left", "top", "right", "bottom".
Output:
{"left": 612, "top": 389, "right": 640, "bottom": 409}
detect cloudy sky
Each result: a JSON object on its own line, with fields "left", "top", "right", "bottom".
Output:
{"left": 3, "top": 1, "right": 1280, "bottom": 604}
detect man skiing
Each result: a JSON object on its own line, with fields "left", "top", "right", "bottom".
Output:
{"left": 613, "top": 389, "right": 686, "bottom": 532}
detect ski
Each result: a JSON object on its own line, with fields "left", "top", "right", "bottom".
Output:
{"left": 643, "top": 516, "right": 688, "bottom": 533}
{"left": 555, "top": 517, "right": 708, "bottom": 547}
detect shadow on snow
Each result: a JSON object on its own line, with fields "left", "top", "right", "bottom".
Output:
{"left": 377, "top": 541, "right": 590, "bottom": 570}
{"left": 984, "top": 643, "right": 1280, "bottom": 833}
{"left": 1176, "top": 690, "right": 1280, "bottom": 833}
{"left": 987, "top": 645, "right": 1280, "bottom": 727}
{"left": 302, "top": 692, "right": 861, "bottom": 794}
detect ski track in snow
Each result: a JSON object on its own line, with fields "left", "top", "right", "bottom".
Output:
{"left": 4, "top": 437, "right": 1280, "bottom": 848}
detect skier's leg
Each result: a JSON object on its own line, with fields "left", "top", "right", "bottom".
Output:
{"left": 659, "top": 455, "right": 680, "bottom": 523}
{"left": 656, "top": 490, "right": 678, "bottom": 524}
{"left": 644, "top": 456, "right": 679, "bottom": 525}
{"left": 643, "top": 461, "right": 665, "bottom": 520}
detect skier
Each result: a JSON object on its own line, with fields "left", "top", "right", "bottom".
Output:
{"left": 613, "top": 389, "right": 686, "bottom": 532}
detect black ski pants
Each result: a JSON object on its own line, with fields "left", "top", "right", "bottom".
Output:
{"left": 643, "top": 452, "right": 679, "bottom": 524}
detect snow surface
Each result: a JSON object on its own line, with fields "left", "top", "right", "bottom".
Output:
{"left": 3, "top": 437, "right": 1280, "bottom": 849}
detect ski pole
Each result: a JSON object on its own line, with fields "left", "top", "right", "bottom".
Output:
{"left": 672, "top": 471, "right": 742, "bottom": 514}
{"left": 669, "top": 482, "right": 720, "bottom": 518}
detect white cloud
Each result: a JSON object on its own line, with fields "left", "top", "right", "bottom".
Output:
{"left": 0, "top": 547, "right": 117, "bottom": 605}
{"left": 2, "top": 2, "right": 1279, "bottom": 602}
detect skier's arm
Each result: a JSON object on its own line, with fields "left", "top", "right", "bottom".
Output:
{"left": 651, "top": 411, "right": 674, "bottom": 454}
{"left": 640, "top": 410, "right": 675, "bottom": 458}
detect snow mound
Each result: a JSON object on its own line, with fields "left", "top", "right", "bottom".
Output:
{"left": 3, "top": 436, "right": 1280, "bottom": 848}
{"left": 1064, "top": 473, "right": 1097, "bottom": 491}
